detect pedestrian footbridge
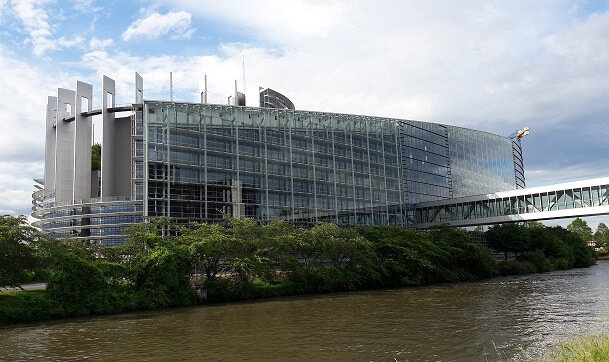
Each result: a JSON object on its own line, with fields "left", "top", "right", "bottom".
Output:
{"left": 413, "top": 177, "right": 609, "bottom": 228}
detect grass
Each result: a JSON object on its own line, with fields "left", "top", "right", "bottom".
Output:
{"left": 548, "top": 334, "right": 609, "bottom": 361}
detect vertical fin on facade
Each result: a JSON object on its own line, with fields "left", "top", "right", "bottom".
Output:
{"left": 101, "top": 75, "right": 116, "bottom": 197}
{"left": 135, "top": 72, "right": 143, "bottom": 104}
{"left": 55, "top": 88, "right": 76, "bottom": 202}
{"left": 44, "top": 96, "right": 57, "bottom": 193}
{"left": 73, "top": 81, "right": 93, "bottom": 201}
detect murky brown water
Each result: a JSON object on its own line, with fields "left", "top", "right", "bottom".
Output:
{"left": 2, "top": 261, "right": 609, "bottom": 361}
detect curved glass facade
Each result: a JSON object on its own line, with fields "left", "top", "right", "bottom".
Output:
{"left": 446, "top": 127, "right": 522, "bottom": 198}
{"left": 140, "top": 101, "right": 522, "bottom": 229}
{"left": 144, "top": 102, "right": 404, "bottom": 227}
{"left": 34, "top": 93, "right": 524, "bottom": 245}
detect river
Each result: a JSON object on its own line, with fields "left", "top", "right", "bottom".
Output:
{"left": 2, "top": 261, "right": 609, "bottom": 361}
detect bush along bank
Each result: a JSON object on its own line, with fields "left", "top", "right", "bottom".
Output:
{"left": 485, "top": 223, "right": 597, "bottom": 275}
{"left": 0, "top": 217, "right": 597, "bottom": 326}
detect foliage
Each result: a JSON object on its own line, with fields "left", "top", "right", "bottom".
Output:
{"left": 521, "top": 249, "right": 554, "bottom": 272}
{"left": 0, "top": 215, "right": 43, "bottom": 287}
{"left": 496, "top": 260, "right": 538, "bottom": 275}
{"left": 0, "top": 290, "right": 64, "bottom": 325}
{"left": 121, "top": 217, "right": 197, "bottom": 308}
{"left": 485, "top": 222, "right": 596, "bottom": 274}
{"left": 485, "top": 223, "right": 531, "bottom": 260}
{"left": 428, "top": 224, "right": 496, "bottom": 279}
{"left": 526, "top": 220, "right": 545, "bottom": 229}
{"left": 593, "top": 222, "right": 609, "bottom": 249}
{"left": 357, "top": 224, "right": 496, "bottom": 286}
{"left": 567, "top": 217, "right": 593, "bottom": 242}
{"left": 91, "top": 143, "right": 101, "bottom": 171}
{"left": 0, "top": 217, "right": 600, "bottom": 326}
{"left": 128, "top": 245, "right": 196, "bottom": 308}
{"left": 47, "top": 253, "right": 108, "bottom": 313}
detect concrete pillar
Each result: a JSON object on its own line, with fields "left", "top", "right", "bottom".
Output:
{"left": 73, "top": 81, "right": 93, "bottom": 201}
{"left": 114, "top": 116, "right": 132, "bottom": 197}
{"left": 101, "top": 75, "right": 116, "bottom": 197}
{"left": 55, "top": 88, "right": 75, "bottom": 202}
{"left": 44, "top": 96, "right": 57, "bottom": 193}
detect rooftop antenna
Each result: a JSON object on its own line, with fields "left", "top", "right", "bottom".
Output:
{"left": 170, "top": 72, "right": 173, "bottom": 101}
{"left": 242, "top": 56, "right": 246, "bottom": 93}
{"left": 200, "top": 74, "right": 208, "bottom": 104}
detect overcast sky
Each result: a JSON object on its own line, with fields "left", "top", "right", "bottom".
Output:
{"left": 0, "top": 0, "right": 607, "bottom": 229}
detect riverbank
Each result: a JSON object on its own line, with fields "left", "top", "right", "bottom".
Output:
{"left": 3, "top": 263, "right": 609, "bottom": 360}
{"left": 0, "top": 220, "right": 597, "bottom": 326}
{"left": 539, "top": 334, "right": 609, "bottom": 361}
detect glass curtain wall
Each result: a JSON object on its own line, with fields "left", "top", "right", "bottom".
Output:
{"left": 400, "top": 121, "right": 451, "bottom": 204}
{"left": 447, "top": 127, "right": 518, "bottom": 197}
{"left": 142, "top": 102, "right": 405, "bottom": 227}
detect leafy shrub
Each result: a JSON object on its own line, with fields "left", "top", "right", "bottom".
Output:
{"left": 47, "top": 253, "right": 111, "bottom": 316}
{"left": 129, "top": 246, "right": 197, "bottom": 308}
{"left": 496, "top": 260, "right": 537, "bottom": 275}
{"left": 522, "top": 250, "right": 554, "bottom": 272}
{"left": 0, "top": 290, "right": 64, "bottom": 324}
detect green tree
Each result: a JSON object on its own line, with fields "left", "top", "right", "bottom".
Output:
{"left": 530, "top": 227, "right": 569, "bottom": 262}
{"left": 484, "top": 223, "right": 531, "bottom": 260}
{"left": 91, "top": 144, "right": 101, "bottom": 171}
{"left": 46, "top": 252, "right": 110, "bottom": 315}
{"left": 120, "top": 217, "right": 174, "bottom": 255}
{"left": 562, "top": 231, "right": 596, "bottom": 267}
{"left": 306, "top": 223, "right": 374, "bottom": 271}
{"left": 428, "top": 223, "right": 496, "bottom": 279}
{"left": 228, "top": 218, "right": 275, "bottom": 284}
{"left": 526, "top": 220, "right": 545, "bottom": 229}
{"left": 358, "top": 226, "right": 453, "bottom": 285}
{"left": 178, "top": 223, "right": 234, "bottom": 284}
{"left": 593, "top": 223, "right": 609, "bottom": 249}
{"left": 129, "top": 244, "right": 196, "bottom": 308}
{"left": 0, "top": 215, "right": 41, "bottom": 288}
{"left": 567, "top": 217, "right": 592, "bottom": 241}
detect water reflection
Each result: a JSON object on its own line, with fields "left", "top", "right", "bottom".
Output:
{"left": 2, "top": 261, "right": 609, "bottom": 361}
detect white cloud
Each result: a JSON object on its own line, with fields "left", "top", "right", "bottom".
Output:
{"left": 10, "top": 0, "right": 55, "bottom": 55}
{"left": 0, "top": 45, "right": 57, "bottom": 215}
{"left": 89, "top": 37, "right": 113, "bottom": 50}
{"left": 2, "top": 1, "right": 609, "bottom": 219}
{"left": 0, "top": 0, "right": 7, "bottom": 22}
{"left": 57, "top": 35, "right": 85, "bottom": 49}
{"left": 71, "top": 0, "right": 103, "bottom": 13}
{"left": 0, "top": 161, "right": 44, "bottom": 216}
{"left": 160, "top": 0, "right": 343, "bottom": 38}
{"left": 9, "top": 0, "right": 87, "bottom": 54}
{"left": 78, "top": 3, "right": 609, "bottom": 133}
{"left": 122, "top": 10, "right": 194, "bottom": 41}
{"left": 525, "top": 164, "right": 609, "bottom": 187}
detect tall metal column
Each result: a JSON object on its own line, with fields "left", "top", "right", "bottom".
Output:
{"left": 73, "top": 81, "right": 93, "bottom": 201}
{"left": 55, "top": 88, "right": 75, "bottom": 202}
{"left": 101, "top": 76, "right": 116, "bottom": 197}
{"left": 44, "top": 96, "right": 57, "bottom": 193}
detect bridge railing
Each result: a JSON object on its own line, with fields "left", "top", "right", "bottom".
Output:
{"left": 414, "top": 179, "right": 609, "bottom": 228}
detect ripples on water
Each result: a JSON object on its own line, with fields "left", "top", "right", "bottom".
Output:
{"left": 2, "top": 261, "right": 609, "bottom": 361}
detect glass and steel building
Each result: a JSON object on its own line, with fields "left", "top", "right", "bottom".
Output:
{"left": 259, "top": 88, "right": 295, "bottom": 110}
{"left": 32, "top": 74, "right": 524, "bottom": 245}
